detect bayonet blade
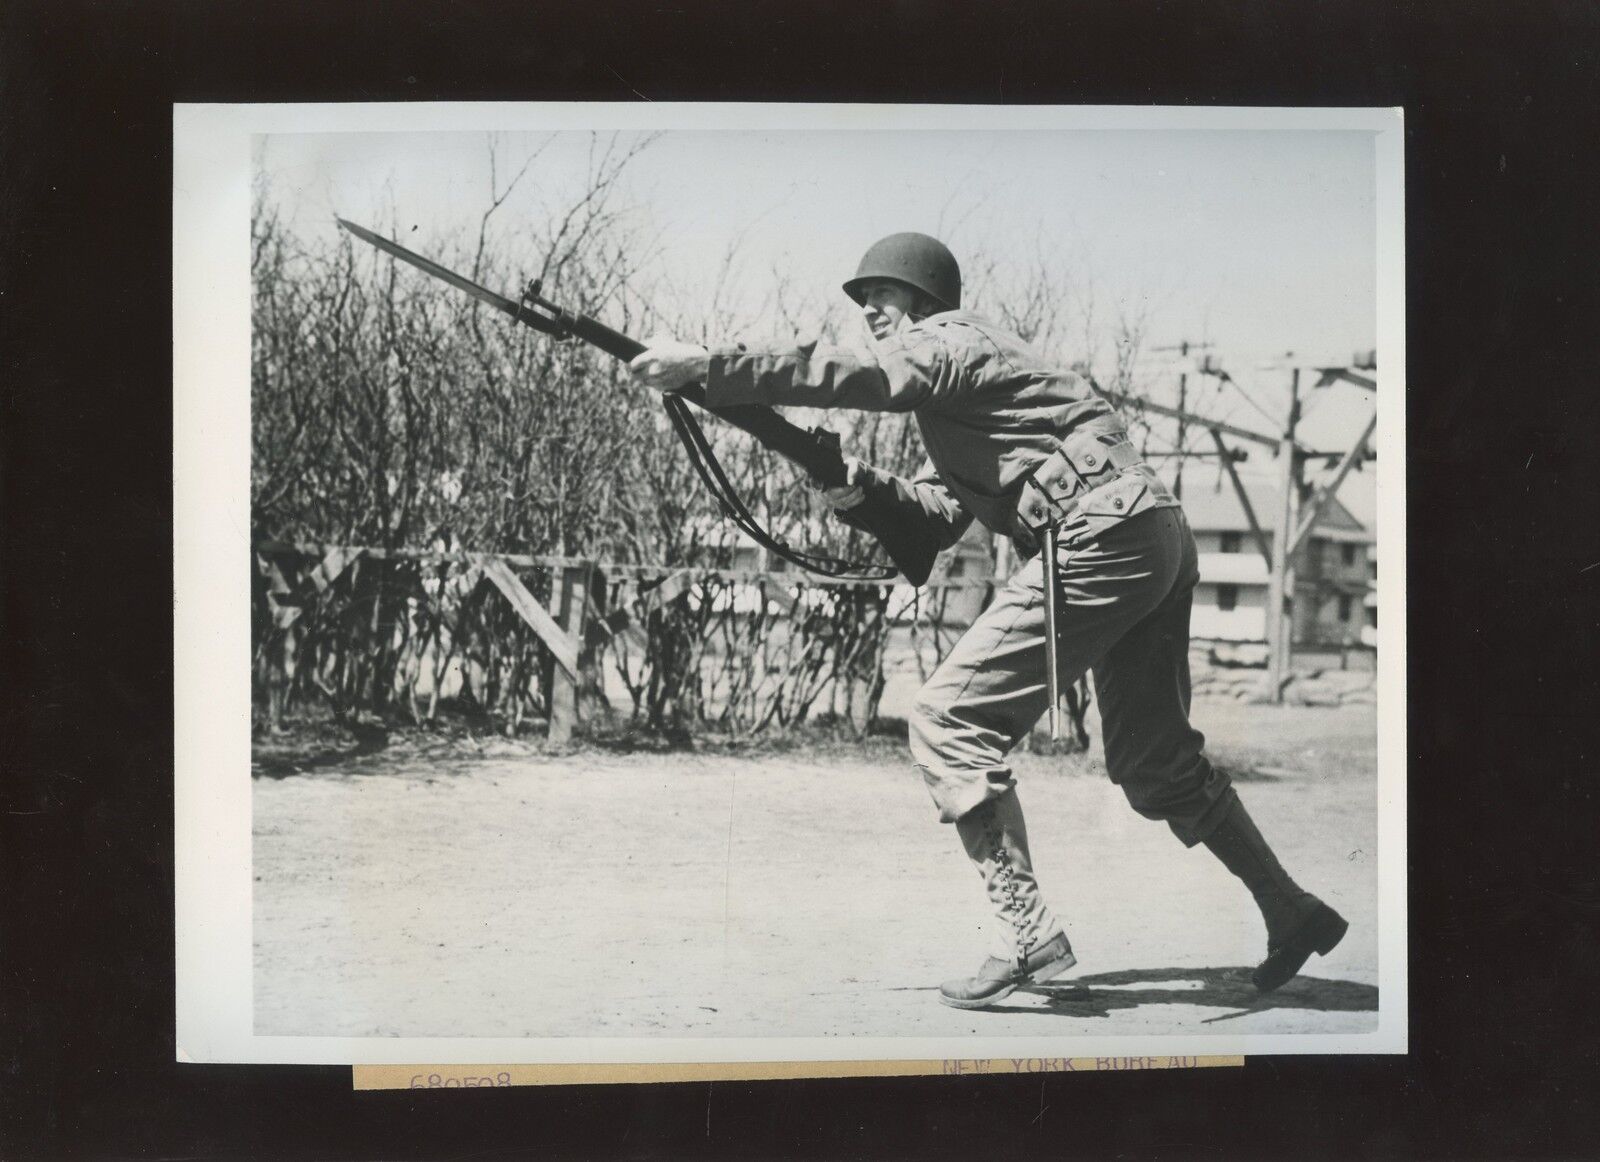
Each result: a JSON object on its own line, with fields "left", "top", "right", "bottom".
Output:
{"left": 335, "top": 217, "right": 563, "bottom": 335}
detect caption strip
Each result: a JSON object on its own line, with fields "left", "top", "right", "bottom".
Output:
{"left": 354, "top": 1057, "right": 1244, "bottom": 1089}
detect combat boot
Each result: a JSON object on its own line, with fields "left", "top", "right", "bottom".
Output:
{"left": 1201, "top": 797, "right": 1348, "bottom": 992}
{"left": 939, "top": 788, "right": 1076, "bottom": 1009}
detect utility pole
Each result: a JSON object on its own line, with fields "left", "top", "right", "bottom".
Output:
{"left": 1176, "top": 361, "right": 1187, "bottom": 501}
{"left": 1151, "top": 340, "right": 1215, "bottom": 502}
{"left": 1265, "top": 364, "right": 1302, "bottom": 702}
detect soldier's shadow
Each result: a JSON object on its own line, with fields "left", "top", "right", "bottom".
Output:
{"left": 985, "top": 966, "right": 1378, "bottom": 1023}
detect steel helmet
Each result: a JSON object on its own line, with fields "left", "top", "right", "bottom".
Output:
{"left": 842, "top": 232, "right": 961, "bottom": 311}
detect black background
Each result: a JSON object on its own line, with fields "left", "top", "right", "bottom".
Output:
{"left": 3, "top": 1, "right": 1598, "bottom": 1157}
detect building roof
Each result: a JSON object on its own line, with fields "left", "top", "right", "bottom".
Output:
{"left": 1177, "top": 476, "right": 1372, "bottom": 541}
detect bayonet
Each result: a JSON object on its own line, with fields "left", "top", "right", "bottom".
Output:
{"left": 336, "top": 218, "right": 940, "bottom": 583}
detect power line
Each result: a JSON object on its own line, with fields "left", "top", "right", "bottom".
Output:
{"left": 1225, "top": 378, "right": 1285, "bottom": 430}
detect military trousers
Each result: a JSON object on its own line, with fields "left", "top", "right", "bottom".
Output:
{"left": 908, "top": 506, "right": 1237, "bottom": 845}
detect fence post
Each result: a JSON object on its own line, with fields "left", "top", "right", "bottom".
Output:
{"left": 548, "top": 561, "right": 596, "bottom": 744}
{"left": 577, "top": 566, "right": 609, "bottom": 721}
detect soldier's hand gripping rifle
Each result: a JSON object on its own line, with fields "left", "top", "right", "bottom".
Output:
{"left": 337, "top": 219, "right": 939, "bottom": 584}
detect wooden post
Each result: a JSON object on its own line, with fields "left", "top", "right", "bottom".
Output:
{"left": 1266, "top": 368, "right": 1301, "bottom": 702}
{"left": 481, "top": 559, "right": 579, "bottom": 678}
{"left": 481, "top": 557, "right": 583, "bottom": 739}
{"left": 1287, "top": 454, "right": 1304, "bottom": 652}
{"left": 548, "top": 561, "right": 595, "bottom": 744}
{"left": 1174, "top": 366, "right": 1188, "bottom": 501}
{"left": 1148, "top": 338, "right": 1215, "bottom": 501}
{"left": 1288, "top": 410, "right": 1378, "bottom": 558}
{"left": 1210, "top": 427, "right": 1273, "bottom": 567}
{"left": 1096, "top": 387, "right": 1285, "bottom": 449}
{"left": 577, "top": 565, "right": 610, "bottom": 719}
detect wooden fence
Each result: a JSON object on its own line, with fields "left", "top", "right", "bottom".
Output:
{"left": 252, "top": 541, "right": 1000, "bottom": 741}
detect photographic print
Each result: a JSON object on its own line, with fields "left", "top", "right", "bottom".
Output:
{"left": 175, "top": 103, "right": 1405, "bottom": 1063}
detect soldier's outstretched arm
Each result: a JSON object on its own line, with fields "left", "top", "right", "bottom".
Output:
{"left": 699, "top": 328, "right": 964, "bottom": 413}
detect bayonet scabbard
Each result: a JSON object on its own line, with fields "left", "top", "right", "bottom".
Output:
{"left": 1040, "top": 519, "right": 1063, "bottom": 742}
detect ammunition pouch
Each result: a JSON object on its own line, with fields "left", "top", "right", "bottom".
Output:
{"left": 1012, "top": 423, "right": 1178, "bottom": 556}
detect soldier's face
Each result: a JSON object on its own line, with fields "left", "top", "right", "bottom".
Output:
{"left": 857, "top": 280, "right": 920, "bottom": 341}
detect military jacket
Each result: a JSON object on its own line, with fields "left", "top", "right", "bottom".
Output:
{"left": 706, "top": 310, "right": 1177, "bottom": 549}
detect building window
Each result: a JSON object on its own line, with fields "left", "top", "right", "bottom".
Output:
{"left": 1338, "top": 595, "right": 1353, "bottom": 622}
{"left": 1219, "top": 531, "right": 1242, "bottom": 554}
{"left": 1341, "top": 543, "right": 1358, "bottom": 567}
{"left": 1217, "top": 584, "right": 1238, "bottom": 612}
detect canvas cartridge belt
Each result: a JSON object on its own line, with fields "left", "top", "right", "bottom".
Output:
{"left": 1012, "top": 422, "right": 1178, "bottom": 555}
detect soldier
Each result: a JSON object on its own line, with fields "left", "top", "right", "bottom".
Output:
{"left": 631, "top": 233, "right": 1346, "bottom": 1009}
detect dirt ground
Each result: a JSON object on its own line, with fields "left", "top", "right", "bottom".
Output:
{"left": 253, "top": 699, "right": 1380, "bottom": 1041}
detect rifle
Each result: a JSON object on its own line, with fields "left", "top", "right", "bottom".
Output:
{"left": 337, "top": 219, "right": 939, "bottom": 584}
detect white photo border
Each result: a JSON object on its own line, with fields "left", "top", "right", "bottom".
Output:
{"left": 175, "top": 101, "right": 1406, "bottom": 1063}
